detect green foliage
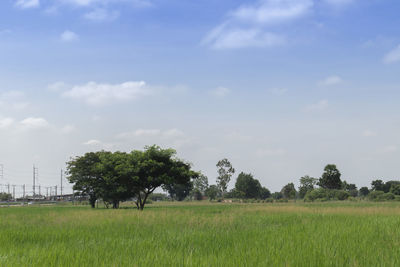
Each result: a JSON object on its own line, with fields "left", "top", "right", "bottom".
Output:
{"left": 271, "top": 192, "right": 283, "bottom": 200}
{"left": 0, "top": 193, "right": 12, "bottom": 201}
{"left": 193, "top": 174, "right": 209, "bottom": 195}
{"left": 298, "top": 175, "right": 317, "bottom": 198}
{"left": 368, "top": 191, "right": 396, "bottom": 201}
{"left": 205, "top": 185, "right": 220, "bottom": 201}
{"left": 234, "top": 172, "right": 263, "bottom": 199}
{"left": 281, "top": 183, "right": 296, "bottom": 199}
{"left": 304, "top": 189, "right": 350, "bottom": 202}
{"left": 318, "top": 164, "right": 342, "bottom": 190}
{"left": 163, "top": 181, "right": 193, "bottom": 201}
{"left": 390, "top": 184, "right": 400, "bottom": 195}
{"left": 216, "top": 158, "right": 235, "bottom": 197}
{"left": 260, "top": 187, "right": 271, "bottom": 200}
{"left": 67, "top": 145, "right": 198, "bottom": 210}
{"left": 359, "top": 187, "right": 370, "bottom": 197}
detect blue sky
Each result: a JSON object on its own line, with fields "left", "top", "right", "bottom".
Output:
{"left": 1, "top": 0, "right": 400, "bottom": 195}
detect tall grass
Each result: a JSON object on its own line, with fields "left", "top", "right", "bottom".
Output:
{"left": 0, "top": 202, "right": 400, "bottom": 266}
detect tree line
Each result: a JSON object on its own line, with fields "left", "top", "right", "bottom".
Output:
{"left": 67, "top": 146, "right": 400, "bottom": 210}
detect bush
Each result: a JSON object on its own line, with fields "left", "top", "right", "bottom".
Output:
{"left": 368, "top": 191, "right": 396, "bottom": 201}
{"left": 304, "top": 189, "right": 350, "bottom": 202}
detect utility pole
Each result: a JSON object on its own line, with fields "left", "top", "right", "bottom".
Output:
{"left": 12, "top": 185, "right": 15, "bottom": 201}
{"left": 60, "top": 169, "right": 63, "bottom": 199}
{"left": 7, "top": 184, "right": 10, "bottom": 195}
{"left": 32, "top": 165, "right": 38, "bottom": 200}
{"left": 55, "top": 185, "right": 58, "bottom": 200}
{"left": 23, "top": 184, "right": 25, "bottom": 199}
{"left": 46, "top": 187, "right": 49, "bottom": 199}
{"left": 39, "top": 185, "right": 41, "bottom": 198}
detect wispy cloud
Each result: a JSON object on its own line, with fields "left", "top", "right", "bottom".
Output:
{"left": 203, "top": 0, "right": 313, "bottom": 49}
{"left": 84, "top": 8, "right": 119, "bottom": 21}
{"left": 60, "top": 30, "right": 79, "bottom": 42}
{"left": 15, "top": 0, "right": 39, "bottom": 9}
{"left": 20, "top": 117, "right": 49, "bottom": 129}
{"left": 305, "top": 100, "right": 328, "bottom": 111}
{"left": 210, "top": 86, "right": 231, "bottom": 97}
{"left": 318, "top": 75, "right": 343, "bottom": 86}
{"left": 61, "top": 81, "right": 151, "bottom": 106}
{"left": 383, "top": 44, "right": 400, "bottom": 64}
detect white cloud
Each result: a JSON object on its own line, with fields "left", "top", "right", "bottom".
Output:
{"left": 48, "top": 82, "right": 68, "bottom": 92}
{"left": 362, "top": 130, "right": 377, "bottom": 137}
{"left": 84, "top": 8, "right": 119, "bottom": 21}
{"left": 0, "top": 118, "right": 15, "bottom": 129}
{"left": 318, "top": 75, "right": 343, "bottom": 86}
{"left": 210, "top": 86, "right": 231, "bottom": 97}
{"left": 270, "top": 88, "right": 288, "bottom": 95}
{"left": 231, "top": 0, "right": 313, "bottom": 25}
{"left": 62, "top": 81, "right": 150, "bottom": 106}
{"left": 20, "top": 117, "right": 49, "bottom": 129}
{"left": 0, "top": 91, "right": 29, "bottom": 110}
{"left": 15, "top": 0, "right": 39, "bottom": 9}
{"left": 83, "top": 139, "right": 102, "bottom": 145}
{"left": 204, "top": 27, "right": 285, "bottom": 49}
{"left": 383, "top": 44, "right": 400, "bottom": 64}
{"left": 305, "top": 100, "right": 328, "bottom": 111}
{"left": 203, "top": 0, "right": 312, "bottom": 49}
{"left": 60, "top": 30, "right": 79, "bottom": 42}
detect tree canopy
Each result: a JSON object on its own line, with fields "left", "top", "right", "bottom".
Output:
{"left": 318, "top": 164, "right": 342, "bottom": 190}
{"left": 66, "top": 145, "right": 199, "bottom": 210}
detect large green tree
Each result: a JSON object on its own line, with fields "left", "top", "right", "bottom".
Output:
{"left": 67, "top": 146, "right": 198, "bottom": 210}
{"left": 216, "top": 158, "right": 235, "bottom": 197}
{"left": 66, "top": 151, "right": 104, "bottom": 208}
{"left": 318, "top": 164, "right": 342, "bottom": 190}
{"left": 234, "top": 172, "right": 262, "bottom": 199}
{"left": 281, "top": 183, "right": 296, "bottom": 199}
{"left": 130, "top": 145, "right": 198, "bottom": 210}
{"left": 298, "top": 175, "right": 317, "bottom": 198}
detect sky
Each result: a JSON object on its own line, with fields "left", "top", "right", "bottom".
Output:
{"left": 1, "top": 0, "right": 400, "bottom": 195}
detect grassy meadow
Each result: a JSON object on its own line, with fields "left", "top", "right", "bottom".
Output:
{"left": 0, "top": 202, "right": 400, "bottom": 266}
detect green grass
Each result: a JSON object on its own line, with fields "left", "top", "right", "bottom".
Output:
{"left": 1, "top": 202, "right": 400, "bottom": 266}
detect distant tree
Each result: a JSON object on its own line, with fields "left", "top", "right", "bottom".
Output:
{"left": 299, "top": 175, "right": 318, "bottom": 198}
{"left": 271, "top": 192, "right": 283, "bottom": 200}
{"left": 318, "top": 164, "right": 342, "bottom": 190}
{"left": 359, "top": 187, "right": 370, "bottom": 197}
{"left": 371, "top": 180, "right": 385, "bottom": 192}
{"left": 341, "top": 180, "right": 358, "bottom": 197}
{"left": 281, "top": 183, "right": 296, "bottom": 199}
{"left": 163, "top": 181, "right": 193, "bottom": 201}
{"left": 205, "top": 185, "right": 220, "bottom": 201}
{"left": 260, "top": 187, "right": 271, "bottom": 200}
{"left": 234, "top": 172, "right": 262, "bottom": 199}
{"left": 0, "top": 193, "right": 12, "bottom": 201}
{"left": 216, "top": 159, "right": 235, "bottom": 197}
{"left": 190, "top": 174, "right": 209, "bottom": 200}
{"left": 390, "top": 184, "right": 400, "bottom": 195}
{"left": 386, "top": 181, "right": 400, "bottom": 193}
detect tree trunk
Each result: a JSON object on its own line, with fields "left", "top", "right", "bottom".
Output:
{"left": 89, "top": 195, "right": 96, "bottom": 208}
{"left": 112, "top": 201, "right": 119, "bottom": 209}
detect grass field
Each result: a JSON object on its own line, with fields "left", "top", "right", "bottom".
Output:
{"left": 1, "top": 202, "right": 400, "bottom": 266}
